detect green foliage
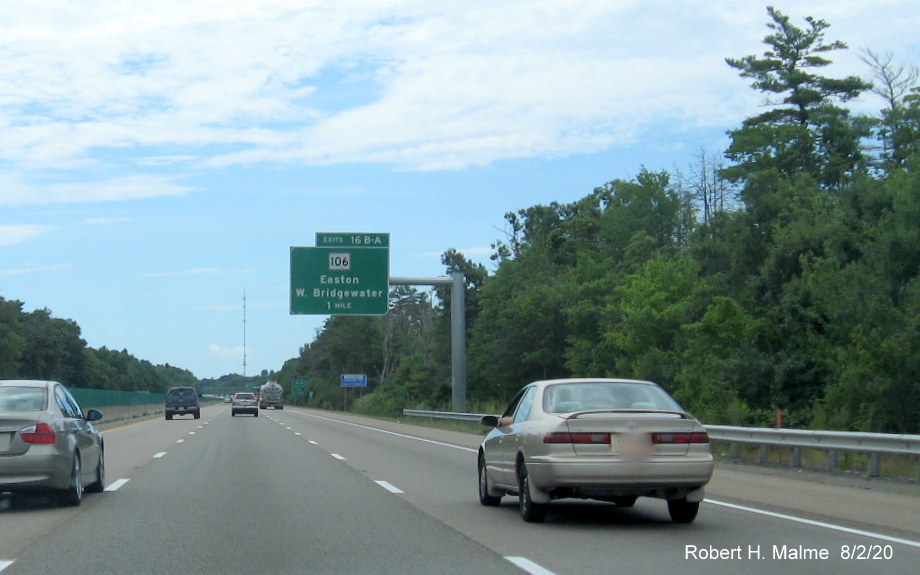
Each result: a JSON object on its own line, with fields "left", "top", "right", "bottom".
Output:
{"left": 723, "top": 7, "right": 872, "bottom": 192}
{"left": 0, "top": 296, "right": 199, "bottom": 393}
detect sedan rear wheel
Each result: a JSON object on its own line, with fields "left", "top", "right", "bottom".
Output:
{"left": 667, "top": 498, "right": 700, "bottom": 523}
{"left": 517, "top": 463, "right": 547, "bottom": 523}
{"left": 57, "top": 454, "right": 83, "bottom": 507}
{"left": 478, "top": 454, "right": 501, "bottom": 506}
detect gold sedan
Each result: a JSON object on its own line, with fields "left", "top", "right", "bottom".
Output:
{"left": 478, "top": 378, "right": 714, "bottom": 523}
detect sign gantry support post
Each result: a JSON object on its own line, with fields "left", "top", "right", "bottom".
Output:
{"left": 389, "top": 273, "right": 466, "bottom": 412}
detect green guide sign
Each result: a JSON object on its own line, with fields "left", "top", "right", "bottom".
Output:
{"left": 290, "top": 233, "right": 390, "bottom": 316}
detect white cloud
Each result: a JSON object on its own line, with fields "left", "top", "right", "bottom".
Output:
{"left": 0, "top": 1, "right": 916, "bottom": 181}
{"left": 0, "top": 224, "right": 54, "bottom": 246}
{"left": 208, "top": 343, "right": 246, "bottom": 359}
{"left": 0, "top": 174, "right": 191, "bottom": 206}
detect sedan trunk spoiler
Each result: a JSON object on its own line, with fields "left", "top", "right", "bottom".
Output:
{"left": 564, "top": 410, "right": 692, "bottom": 420}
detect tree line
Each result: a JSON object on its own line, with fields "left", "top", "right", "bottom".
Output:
{"left": 278, "top": 8, "right": 919, "bottom": 433}
{"left": 0, "top": 297, "right": 197, "bottom": 393}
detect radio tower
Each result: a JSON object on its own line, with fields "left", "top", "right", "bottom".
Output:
{"left": 242, "top": 291, "right": 247, "bottom": 376}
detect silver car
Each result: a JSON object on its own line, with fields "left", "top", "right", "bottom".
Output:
{"left": 0, "top": 380, "right": 105, "bottom": 506}
{"left": 230, "top": 392, "right": 259, "bottom": 417}
{"left": 478, "top": 378, "right": 713, "bottom": 523}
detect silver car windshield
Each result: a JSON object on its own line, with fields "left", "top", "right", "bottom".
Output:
{"left": 0, "top": 387, "right": 48, "bottom": 412}
{"left": 543, "top": 382, "right": 683, "bottom": 413}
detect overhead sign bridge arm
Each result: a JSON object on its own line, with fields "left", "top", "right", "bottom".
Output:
{"left": 389, "top": 274, "right": 467, "bottom": 411}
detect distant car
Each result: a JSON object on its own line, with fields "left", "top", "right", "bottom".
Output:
{"left": 164, "top": 386, "right": 200, "bottom": 420}
{"left": 478, "top": 378, "right": 714, "bottom": 523}
{"left": 0, "top": 380, "right": 105, "bottom": 506}
{"left": 230, "top": 392, "right": 258, "bottom": 417}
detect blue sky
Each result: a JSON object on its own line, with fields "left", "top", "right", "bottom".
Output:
{"left": 1, "top": 1, "right": 917, "bottom": 379}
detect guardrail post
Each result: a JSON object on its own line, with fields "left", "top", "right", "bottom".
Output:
{"left": 792, "top": 447, "right": 802, "bottom": 468}
{"left": 827, "top": 450, "right": 838, "bottom": 472}
{"left": 758, "top": 445, "right": 769, "bottom": 464}
{"left": 869, "top": 453, "right": 881, "bottom": 477}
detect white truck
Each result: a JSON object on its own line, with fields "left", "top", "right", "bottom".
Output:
{"left": 259, "top": 380, "right": 284, "bottom": 410}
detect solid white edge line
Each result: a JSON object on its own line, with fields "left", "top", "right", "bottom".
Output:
{"left": 0, "top": 560, "right": 14, "bottom": 572}
{"left": 706, "top": 499, "right": 920, "bottom": 549}
{"left": 505, "top": 557, "right": 557, "bottom": 575}
{"left": 300, "top": 412, "right": 477, "bottom": 453}
{"left": 375, "top": 480, "right": 405, "bottom": 494}
{"left": 104, "top": 478, "right": 130, "bottom": 492}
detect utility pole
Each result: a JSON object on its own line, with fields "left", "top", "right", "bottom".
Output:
{"left": 242, "top": 291, "right": 247, "bottom": 377}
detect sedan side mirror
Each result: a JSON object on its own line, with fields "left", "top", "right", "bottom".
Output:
{"left": 481, "top": 415, "right": 499, "bottom": 428}
{"left": 85, "top": 409, "right": 104, "bottom": 422}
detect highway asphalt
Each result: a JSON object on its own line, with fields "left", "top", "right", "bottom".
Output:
{"left": 1, "top": 404, "right": 917, "bottom": 574}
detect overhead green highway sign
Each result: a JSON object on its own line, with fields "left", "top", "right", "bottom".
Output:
{"left": 290, "top": 233, "right": 390, "bottom": 316}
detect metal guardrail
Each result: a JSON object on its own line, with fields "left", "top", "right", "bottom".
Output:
{"left": 403, "top": 409, "right": 920, "bottom": 482}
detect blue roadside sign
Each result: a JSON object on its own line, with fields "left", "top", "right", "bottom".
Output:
{"left": 340, "top": 374, "right": 368, "bottom": 388}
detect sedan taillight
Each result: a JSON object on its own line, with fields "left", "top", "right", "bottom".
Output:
{"left": 20, "top": 423, "right": 57, "bottom": 444}
{"left": 544, "top": 432, "right": 611, "bottom": 444}
{"left": 651, "top": 432, "right": 709, "bottom": 444}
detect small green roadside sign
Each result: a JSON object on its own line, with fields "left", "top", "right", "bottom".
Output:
{"left": 293, "top": 379, "right": 308, "bottom": 397}
{"left": 290, "top": 233, "right": 390, "bottom": 316}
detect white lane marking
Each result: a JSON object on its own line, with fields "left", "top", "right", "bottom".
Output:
{"left": 176, "top": 439, "right": 185, "bottom": 444}
{"left": 0, "top": 560, "right": 14, "bottom": 572}
{"left": 104, "top": 478, "right": 130, "bottom": 492}
{"left": 707, "top": 500, "right": 920, "bottom": 549}
{"left": 375, "top": 480, "right": 404, "bottom": 494}
{"left": 153, "top": 452, "right": 167, "bottom": 459}
{"left": 505, "top": 557, "right": 557, "bottom": 575}
{"left": 188, "top": 432, "right": 196, "bottom": 435}
{"left": 299, "top": 412, "right": 477, "bottom": 453}
{"left": 294, "top": 432, "right": 302, "bottom": 436}
{"left": 331, "top": 454, "right": 346, "bottom": 460}
{"left": 308, "top": 440, "right": 318, "bottom": 445}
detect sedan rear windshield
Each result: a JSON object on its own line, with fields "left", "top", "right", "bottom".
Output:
{"left": 0, "top": 387, "right": 48, "bottom": 412}
{"left": 235, "top": 394, "right": 255, "bottom": 400}
{"left": 543, "top": 382, "right": 683, "bottom": 413}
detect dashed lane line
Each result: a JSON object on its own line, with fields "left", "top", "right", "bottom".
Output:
{"left": 375, "top": 481, "right": 404, "bottom": 494}
{"left": 104, "top": 478, "right": 130, "bottom": 492}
